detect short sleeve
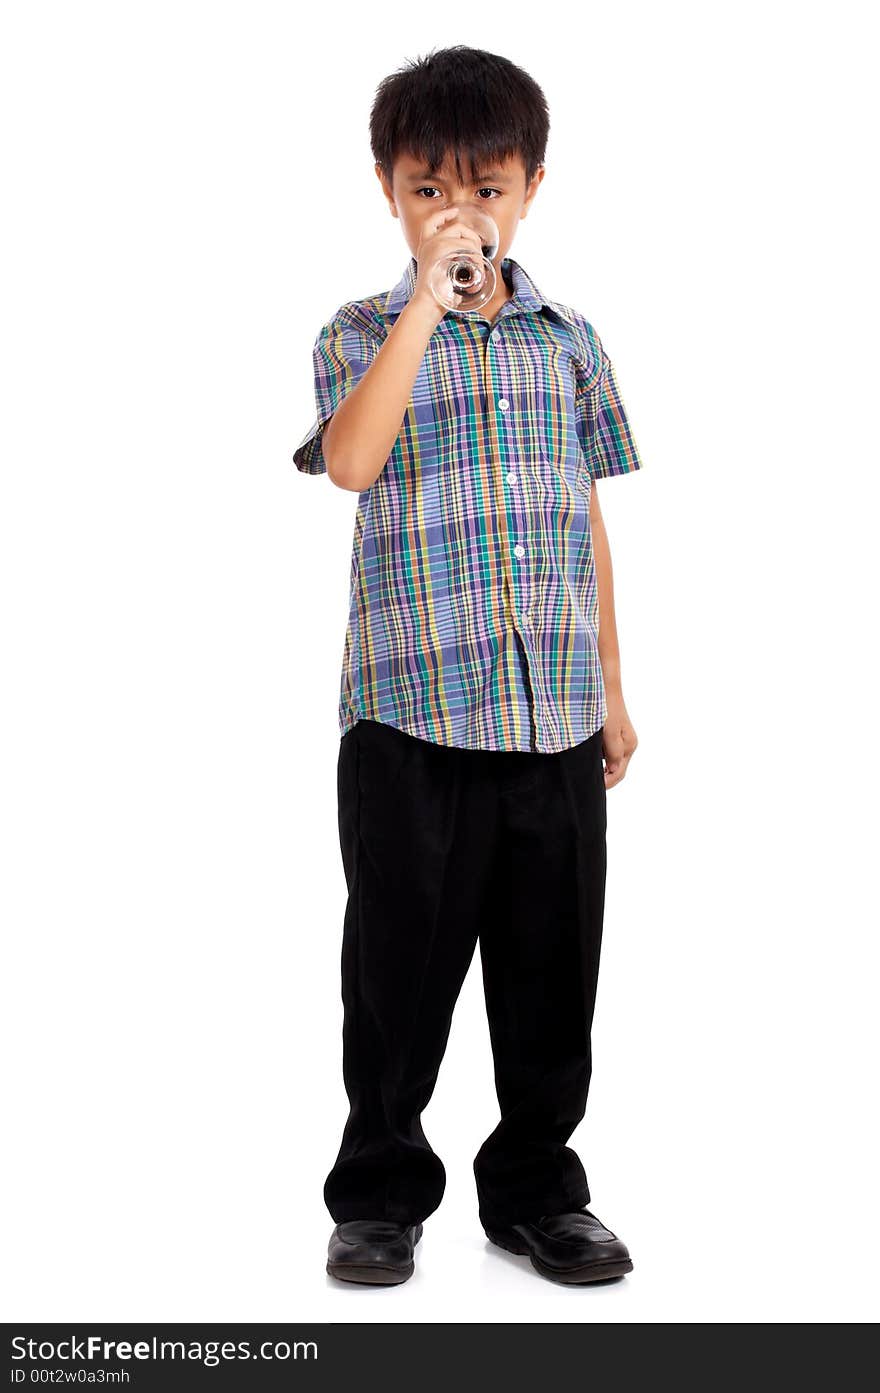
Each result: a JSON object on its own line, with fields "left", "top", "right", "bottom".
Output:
{"left": 292, "top": 305, "right": 381, "bottom": 475}
{"left": 574, "top": 345, "right": 644, "bottom": 481}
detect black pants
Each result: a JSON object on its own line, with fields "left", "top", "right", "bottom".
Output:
{"left": 324, "top": 716, "right": 608, "bottom": 1231}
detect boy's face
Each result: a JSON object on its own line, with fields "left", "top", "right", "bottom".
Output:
{"left": 376, "top": 150, "right": 544, "bottom": 266}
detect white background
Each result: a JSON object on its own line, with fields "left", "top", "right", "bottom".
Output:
{"left": 2, "top": 0, "right": 878, "bottom": 1324}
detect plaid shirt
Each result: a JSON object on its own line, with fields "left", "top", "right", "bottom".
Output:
{"left": 293, "top": 255, "right": 643, "bottom": 753}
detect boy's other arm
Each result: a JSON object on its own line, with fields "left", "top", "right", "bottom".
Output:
{"left": 590, "top": 484, "right": 639, "bottom": 788}
{"left": 323, "top": 295, "right": 444, "bottom": 492}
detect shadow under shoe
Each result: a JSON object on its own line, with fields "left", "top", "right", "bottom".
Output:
{"left": 327, "top": 1219, "right": 424, "bottom": 1286}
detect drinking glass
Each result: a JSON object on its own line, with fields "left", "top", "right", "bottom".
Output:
{"left": 427, "top": 209, "right": 499, "bottom": 314}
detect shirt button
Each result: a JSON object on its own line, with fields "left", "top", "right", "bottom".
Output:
{"left": 506, "top": 470, "right": 517, "bottom": 484}
{"left": 514, "top": 544, "right": 526, "bottom": 558}
{"left": 498, "top": 398, "right": 510, "bottom": 412}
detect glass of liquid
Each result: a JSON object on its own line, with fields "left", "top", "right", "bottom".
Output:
{"left": 427, "top": 209, "right": 500, "bottom": 314}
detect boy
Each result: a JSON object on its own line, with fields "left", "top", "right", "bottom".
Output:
{"left": 293, "top": 46, "right": 643, "bottom": 1287}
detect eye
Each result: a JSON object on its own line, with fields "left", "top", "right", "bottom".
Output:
{"left": 414, "top": 186, "right": 502, "bottom": 200}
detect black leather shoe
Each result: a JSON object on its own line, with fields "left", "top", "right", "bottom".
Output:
{"left": 484, "top": 1208, "right": 632, "bottom": 1284}
{"left": 326, "top": 1219, "right": 423, "bottom": 1285}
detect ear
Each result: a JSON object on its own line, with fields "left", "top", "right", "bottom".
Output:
{"left": 528, "top": 164, "right": 546, "bottom": 197}
{"left": 375, "top": 163, "right": 398, "bottom": 217}
{"left": 521, "top": 164, "right": 545, "bottom": 218}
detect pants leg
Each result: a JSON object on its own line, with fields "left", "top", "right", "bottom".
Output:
{"left": 473, "top": 726, "right": 608, "bottom": 1229}
{"left": 324, "top": 718, "right": 498, "bottom": 1226}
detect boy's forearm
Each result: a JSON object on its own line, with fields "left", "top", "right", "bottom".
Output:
{"left": 324, "top": 298, "right": 444, "bottom": 492}
{"left": 590, "top": 492, "right": 623, "bottom": 696}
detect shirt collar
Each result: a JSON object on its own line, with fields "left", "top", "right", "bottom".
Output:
{"left": 383, "top": 254, "right": 551, "bottom": 322}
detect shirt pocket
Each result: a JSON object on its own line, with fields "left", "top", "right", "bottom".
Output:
{"left": 530, "top": 345, "right": 586, "bottom": 498}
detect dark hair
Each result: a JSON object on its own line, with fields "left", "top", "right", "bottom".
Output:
{"left": 370, "top": 45, "right": 549, "bottom": 188}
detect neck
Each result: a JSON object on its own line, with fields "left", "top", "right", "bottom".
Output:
{"left": 480, "top": 258, "right": 514, "bottom": 320}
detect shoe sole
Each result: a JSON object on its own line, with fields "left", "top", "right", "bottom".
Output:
{"left": 326, "top": 1260, "right": 415, "bottom": 1285}
{"left": 326, "top": 1223, "right": 423, "bottom": 1286}
{"left": 485, "top": 1228, "right": 633, "bottom": 1284}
